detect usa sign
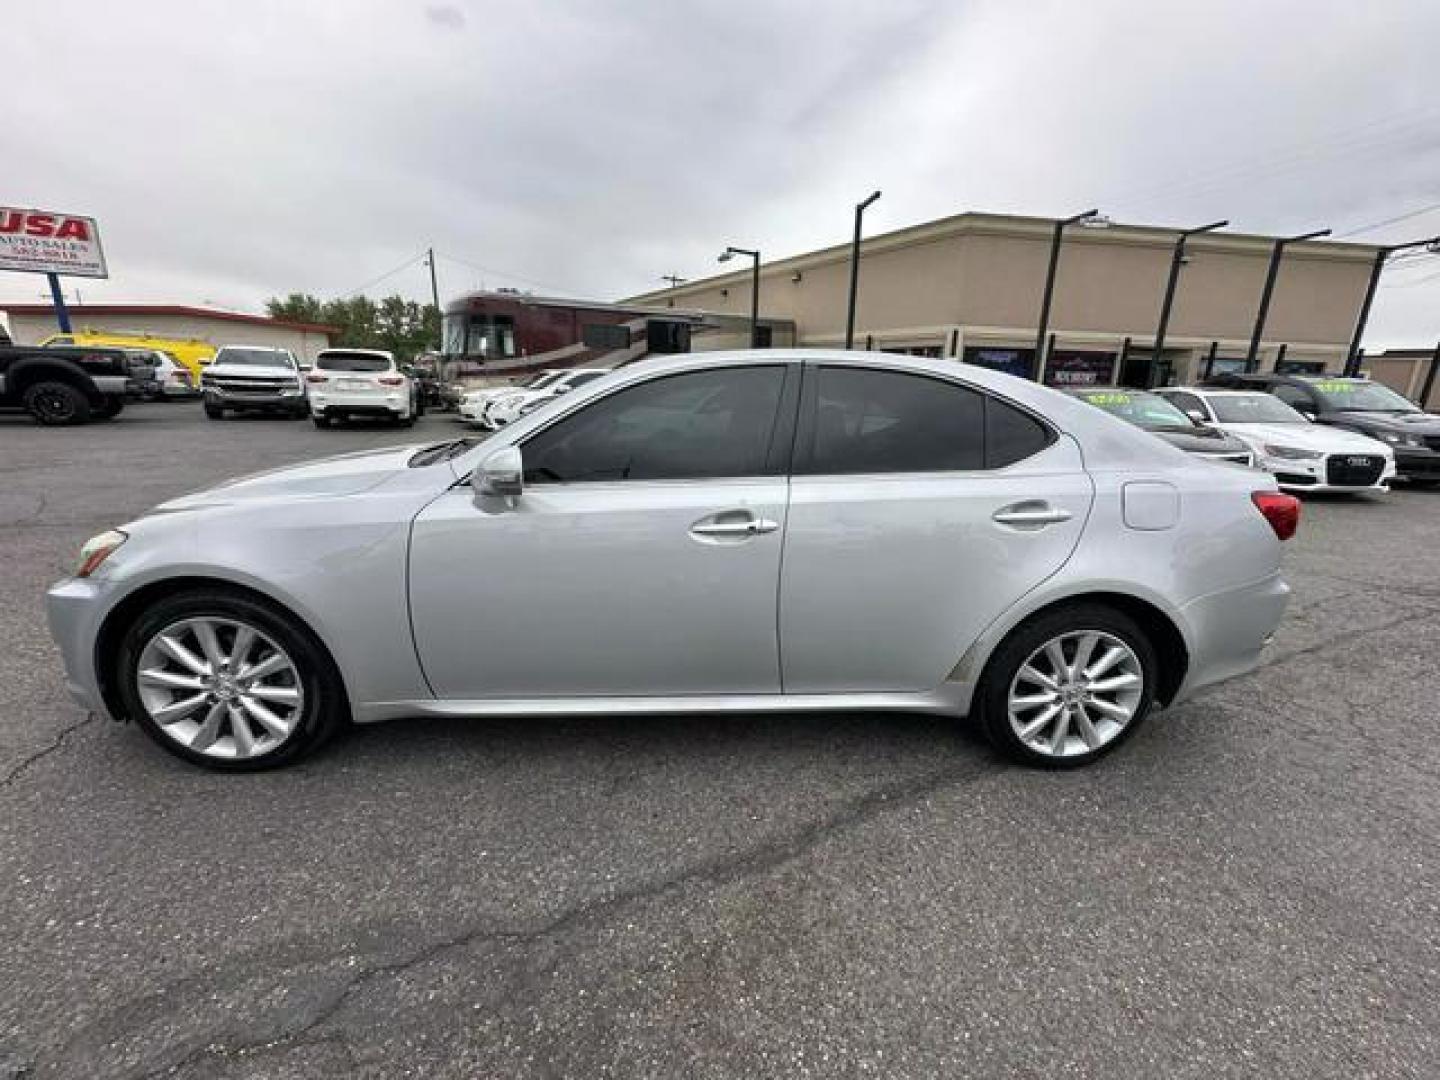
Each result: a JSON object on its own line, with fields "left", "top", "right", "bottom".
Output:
{"left": 0, "top": 207, "right": 108, "bottom": 278}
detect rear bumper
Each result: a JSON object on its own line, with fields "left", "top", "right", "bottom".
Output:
{"left": 311, "top": 389, "right": 409, "bottom": 416}
{"left": 1173, "top": 571, "right": 1290, "bottom": 703}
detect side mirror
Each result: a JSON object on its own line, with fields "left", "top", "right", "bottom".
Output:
{"left": 1299, "top": 410, "right": 1317, "bottom": 421}
{"left": 1186, "top": 409, "right": 1207, "bottom": 424}
{"left": 473, "top": 446, "right": 523, "bottom": 499}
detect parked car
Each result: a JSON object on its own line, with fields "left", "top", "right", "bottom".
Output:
{"left": 0, "top": 343, "right": 132, "bottom": 424}
{"left": 151, "top": 350, "right": 200, "bottom": 399}
{"left": 1064, "top": 387, "right": 1254, "bottom": 465}
{"left": 1204, "top": 372, "right": 1440, "bottom": 485}
{"left": 458, "top": 369, "right": 565, "bottom": 427}
{"left": 48, "top": 350, "right": 1296, "bottom": 771}
{"left": 306, "top": 348, "right": 416, "bottom": 427}
{"left": 1155, "top": 386, "right": 1394, "bottom": 494}
{"left": 485, "top": 368, "right": 610, "bottom": 428}
{"left": 201, "top": 345, "right": 307, "bottom": 419}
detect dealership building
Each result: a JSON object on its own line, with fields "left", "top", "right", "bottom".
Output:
{"left": 627, "top": 211, "right": 1386, "bottom": 388}
{"left": 0, "top": 303, "right": 337, "bottom": 361}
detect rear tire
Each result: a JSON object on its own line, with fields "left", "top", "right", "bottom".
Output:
{"left": 24, "top": 381, "right": 92, "bottom": 426}
{"left": 115, "top": 588, "right": 349, "bottom": 771}
{"left": 976, "top": 603, "right": 1158, "bottom": 768}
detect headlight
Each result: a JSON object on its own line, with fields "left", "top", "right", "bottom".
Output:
{"left": 1262, "top": 444, "right": 1322, "bottom": 461}
{"left": 76, "top": 529, "right": 127, "bottom": 577}
{"left": 1378, "top": 432, "right": 1426, "bottom": 448}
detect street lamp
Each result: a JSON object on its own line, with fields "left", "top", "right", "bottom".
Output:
{"left": 1245, "top": 227, "right": 1330, "bottom": 371}
{"left": 1034, "top": 208, "right": 1104, "bottom": 380}
{"left": 1150, "top": 220, "right": 1227, "bottom": 385}
{"left": 719, "top": 245, "right": 761, "bottom": 347}
{"left": 1344, "top": 234, "right": 1440, "bottom": 375}
{"left": 845, "top": 190, "right": 882, "bottom": 349}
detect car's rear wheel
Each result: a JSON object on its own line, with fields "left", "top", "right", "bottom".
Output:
{"left": 978, "top": 604, "right": 1157, "bottom": 768}
{"left": 24, "top": 381, "right": 92, "bottom": 425}
{"left": 116, "top": 589, "right": 348, "bottom": 770}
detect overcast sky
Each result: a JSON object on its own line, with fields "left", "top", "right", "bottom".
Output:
{"left": 6, "top": 0, "right": 1440, "bottom": 346}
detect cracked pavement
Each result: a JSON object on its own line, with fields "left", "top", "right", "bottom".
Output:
{"left": 2, "top": 404, "right": 1438, "bottom": 1078}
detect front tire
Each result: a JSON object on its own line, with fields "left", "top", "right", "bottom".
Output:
{"left": 977, "top": 603, "right": 1157, "bottom": 768}
{"left": 24, "top": 381, "right": 92, "bottom": 425}
{"left": 115, "top": 588, "right": 348, "bottom": 771}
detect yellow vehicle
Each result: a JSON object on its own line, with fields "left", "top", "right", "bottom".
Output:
{"left": 38, "top": 328, "right": 216, "bottom": 379}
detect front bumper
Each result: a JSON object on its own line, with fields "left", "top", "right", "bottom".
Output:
{"left": 45, "top": 575, "right": 113, "bottom": 717}
{"left": 1260, "top": 453, "right": 1395, "bottom": 493}
{"left": 204, "top": 387, "right": 306, "bottom": 408}
{"left": 1392, "top": 447, "right": 1440, "bottom": 480}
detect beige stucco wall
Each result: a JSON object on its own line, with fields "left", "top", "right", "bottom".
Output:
{"left": 5, "top": 311, "right": 333, "bottom": 361}
{"left": 631, "top": 213, "right": 1378, "bottom": 381}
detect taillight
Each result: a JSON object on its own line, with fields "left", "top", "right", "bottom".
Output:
{"left": 1251, "top": 491, "right": 1300, "bottom": 541}
{"left": 377, "top": 375, "right": 405, "bottom": 386}
{"left": 306, "top": 373, "right": 328, "bottom": 384}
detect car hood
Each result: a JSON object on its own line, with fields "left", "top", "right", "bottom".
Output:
{"left": 1328, "top": 410, "right": 1440, "bottom": 433}
{"left": 1220, "top": 422, "right": 1391, "bottom": 454}
{"left": 154, "top": 443, "right": 429, "bottom": 510}
{"left": 1142, "top": 424, "right": 1249, "bottom": 454}
{"left": 204, "top": 363, "right": 298, "bottom": 378}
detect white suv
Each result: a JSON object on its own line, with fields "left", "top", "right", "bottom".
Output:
{"left": 307, "top": 349, "right": 415, "bottom": 428}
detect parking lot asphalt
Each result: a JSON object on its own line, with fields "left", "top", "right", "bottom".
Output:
{"left": 1, "top": 401, "right": 1438, "bottom": 1079}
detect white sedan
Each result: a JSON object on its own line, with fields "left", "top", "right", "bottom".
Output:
{"left": 458, "top": 370, "right": 566, "bottom": 427}
{"left": 486, "top": 368, "right": 611, "bottom": 428}
{"left": 1156, "top": 387, "right": 1394, "bottom": 494}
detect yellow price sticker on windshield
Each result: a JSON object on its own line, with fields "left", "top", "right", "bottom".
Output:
{"left": 1313, "top": 381, "right": 1354, "bottom": 393}
{"left": 1087, "top": 392, "right": 1132, "bottom": 406}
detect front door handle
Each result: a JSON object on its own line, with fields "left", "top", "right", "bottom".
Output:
{"left": 992, "top": 502, "right": 1073, "bottom": 529}
{"left": 689, "top": 512, "right": 780, "bottom": 541}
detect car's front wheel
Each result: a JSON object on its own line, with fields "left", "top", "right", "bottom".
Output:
{"left": 115, "top": 588, "right": 348, "bottom": 770}
{"left": 24, "top": 381, "right": 92, "bottom": 425}
{"left": 977, "top": 603, "right": 1157, "bottom": 768}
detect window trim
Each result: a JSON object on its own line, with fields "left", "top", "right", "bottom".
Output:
{"left": 791, "top": 361, "right": 1057, "bottom": 478}
{"left": 516, "top": 362, "right": 801, "bottom": 486}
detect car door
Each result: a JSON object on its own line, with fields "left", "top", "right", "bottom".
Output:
{"left": 779, "top": 362, "right": 1093, "bottom": 694}
{"left": 408, "top": 363, "right": 798, "bottom": 700}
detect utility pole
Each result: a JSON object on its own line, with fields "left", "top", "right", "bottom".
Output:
{"left": 661, "top": 274, "right": 687, "bottom": 289}
{"left": 426, "top": 248, "right": 442, "bottom": 352}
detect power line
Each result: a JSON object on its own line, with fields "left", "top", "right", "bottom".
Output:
{"left": 331, "top": 251, "right": 428, "bottom": 299}
{"left": 1334, "top": 201, "right": 1440, "bottom": 239}
{"left": 433, "top": 251, "right": 574, "bottom": 295}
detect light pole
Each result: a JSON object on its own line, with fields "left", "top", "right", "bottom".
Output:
{"left": 1151, "top": 220, "right": 1227, "bottom": 386}
{"left": 845, "top": 190, "right": 882, "bottom": 349}
{"left": 425, "top": 247, "right": 442, "bottom": 352}
{"left": 1344, "top": 235, "right": 1440, "bottom": 375}
{"left": 1034, "top": 209, "right": 1104, "bottom": 380}
{"left": 1245, "top": 227, "right": 1330, "bottom": 371}
{"left": 719, "top": 245, "right": 761, "bottom": 347}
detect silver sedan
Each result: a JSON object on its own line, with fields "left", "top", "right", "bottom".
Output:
{"left": 47, "top": 350, "right": 1296, "bottom": 770}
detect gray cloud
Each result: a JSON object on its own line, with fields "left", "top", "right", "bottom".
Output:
{"left": 4, "top": 0, "right": 1440, "bottom": 346}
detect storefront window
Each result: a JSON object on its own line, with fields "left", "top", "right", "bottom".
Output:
{"left": 1044, "top": 350, "right": 1115, "bottom": 388}
{"left": 963, "top": 346, "right": 1036, "bottom": 379}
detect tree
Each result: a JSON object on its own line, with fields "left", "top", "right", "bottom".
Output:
{"left": 264, "top": 292, "right": 440, "bottom": 359}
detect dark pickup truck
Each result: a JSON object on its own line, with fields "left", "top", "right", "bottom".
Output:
{"left": 0, "top": 343, "right": 133, "bottom": 424}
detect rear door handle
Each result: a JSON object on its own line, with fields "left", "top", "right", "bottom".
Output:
{"left": 992, "top": 503, "right": 1073, "bottom": 528}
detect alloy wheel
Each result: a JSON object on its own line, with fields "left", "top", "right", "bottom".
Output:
{"left": 134, "top": 617, "right": 306, "bottom": 760}
{"left": 1007, "top": 630, "right": 1144, "bottom": 759}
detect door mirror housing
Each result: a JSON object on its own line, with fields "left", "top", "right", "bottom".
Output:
{"left": 1298, "top": 409, "right": 1317, "bottom": 421}
{"left": 473, "top": 446, "right": 524, "bottom": 499}
{"left": 1186, "top": 409, "right": 1208, "bottom": 424}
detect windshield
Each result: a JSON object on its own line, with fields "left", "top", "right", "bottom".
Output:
{"left": 316, "top": 352, "right": 391, "bottom": 372}
{"left": 216, "top": 347, "right": 294, "bottom": 368}
{"left": 1304, "top": 378, "right": 1418, "bottom": 413}
{"left": 1210, "top": 393, "right": 1308, "bottom": 424}
{"left": 1073, "top": 390, "right": 1194, "bottom": 428}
